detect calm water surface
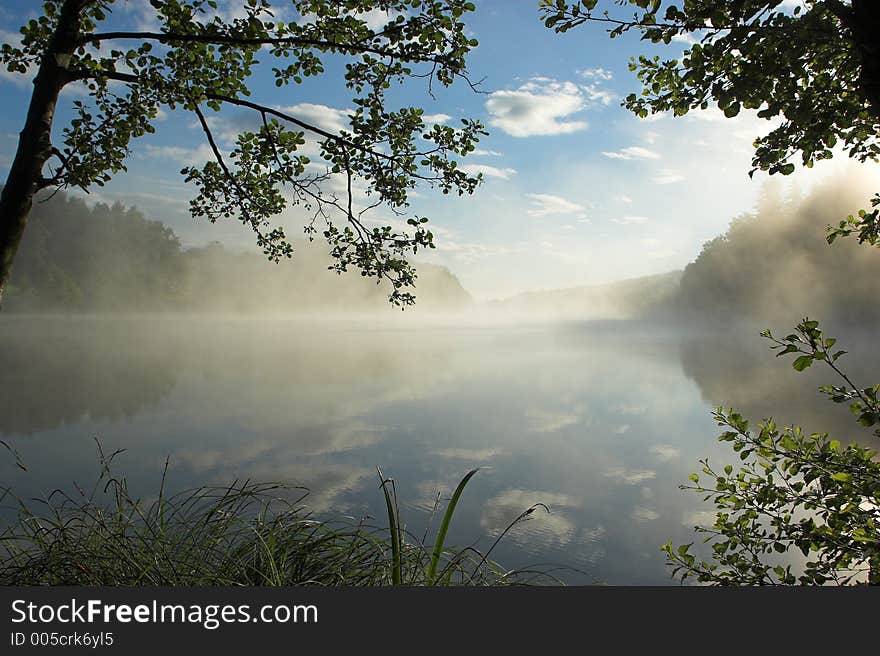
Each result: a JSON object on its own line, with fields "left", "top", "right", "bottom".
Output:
{"left": 1, "top": 316, "right": 873, "bottom": 584}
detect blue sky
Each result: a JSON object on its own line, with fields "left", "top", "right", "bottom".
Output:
{"left": 1, "top": 0, "right": 876, "bottom": 299}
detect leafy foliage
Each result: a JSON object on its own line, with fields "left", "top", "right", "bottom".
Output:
{"left": 9, "top": 190, "right": 185, "bottom": 308}
{"left": 6, "top": 190, "right": 471, "bottom": 312}
{"left": 0, "top": 448, "right": 552, "bottom": 585}
{"left": 540, "top": 0, "right": 880, "bottom": 245}
{"left": 1, "top": 0, "right": 486, "bottom": 304}
{"left": 665, "top": 408, "right": 880, "bottom": 585}
{"left": 675, "top": 178, "right": 880, "bottom": 325}
{"left": 664, "top": 320, "right": 880, "bottom": 585}
{"left": 543, "top": 1, "right": 880, "bottom": 585}
{"left": 763, "top": 320, "right": 880, "bottom": 436}
{"left": 827, "top": 193, "right": 880, "bottom": 249}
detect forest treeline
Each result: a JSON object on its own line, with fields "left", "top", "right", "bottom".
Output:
{"left": 6, "top": 173, "right": 879, "bottom": 323}
{"left": 5, "top": 190, "right": 471, "bottom": 313}
{"left": 486, "top": 172, "right": 880, "bottom": 325}
{"left": 673, "top": 173, "right": 880, "bottom": 327}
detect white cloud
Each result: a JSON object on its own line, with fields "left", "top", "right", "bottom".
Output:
{"left": 578, "top": 67, "right": 613, "bottom": 81}
{"left": 682, "top": 510, "right": 717, "bottom": 528}
{"left": 617, "top": 194, "right": 633, "bottom": 204}
{"left": 639, "top": 237, "right": 678, "bottom": 259}
{"left": 143, "top": 143, "right": 215, "bottom": 167}
{"left": 196, "top": 0, "right": 296, "bottom": 25}
{"left": 117, "top": 0, "right": 163, "bottom": 31}
{"left": 0, "top": 66, "right": 34, "bottom": 88}
{"left": 0, "top": 30, "right": 36, "bottom": 87}
{"left": 525, "top": 407, "right": 582, "bottom": 433}
{"left": 649, "top": 445, "right": 681, "bottom": 462}
{"left": 632, "top": 506, "right": 660, "bottom": 521}
{"left": 481, "top": 489, "right": 582, "bottom": 548}
{"left": 459, "top": 164, "right": 517, "bottom": 179}
{"left": 582, "top": 84, "right": 616, "bottom": 107}
{"left": 602, "top": 146, "right": 662, "bottom": 161}
{"left": 578, "top": 70, "right": 618, "bottom": 107}
{"left": 485, "top": 78, "right": 589, "bottom": 137}
{"left": 355, "top": 8, "right": 407, "bottom": 31}
{"left": 604, "top": 468, "right": 657, "bottom": 485}
{"left": 686, "top": 107, "right": 727, "bottom": 122}
{"left": 672, "top": 33, "right": 698, "bottom": 46}
{"left": 525, "top": 193, "right": 586, "bottom": 218}
{"left": 653, "top": 169, "right": 685, "bottom": 184}
{"left": 429, "top": 447, "right": 505, "bottom": 460}
{"left": 276, "top": 103, "right": 351, "bottom": 135}
{"left": 611, "top": 215, "right": 650, "bottom": 225}
{"left": 779, "top": 0, "right": 807, "bottom": 12}
{"left": 422, "top": 113, "right": 452, "bottom": 124}
{"left": 472, "top": 149, "right": 503, "bottom": 157}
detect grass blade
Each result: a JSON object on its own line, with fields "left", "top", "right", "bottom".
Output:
{"left": 426, "top": 467, "right": 479, "bottom": 585}
{"left": 377, "top": 468, "right": 401, "bottom": 586}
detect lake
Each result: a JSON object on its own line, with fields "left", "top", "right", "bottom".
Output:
{"left": 1, "top": 315, "right": 874, "bottom": 584}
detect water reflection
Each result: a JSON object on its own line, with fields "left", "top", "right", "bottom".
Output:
{"left": 0, "top": 317, "right": 178, "bottom": 433}
{"left": 1, "top": 317, "right": 872, "bottom": 583}
{"left": 678, "top": 327, "right": 880, "bottom": 445}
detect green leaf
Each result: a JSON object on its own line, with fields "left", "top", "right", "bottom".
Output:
{"left": 792, "top": 355, "right": 813, "bottom": 372}
{"left": 426, "top": 468, "right": 480, "bottom": 585}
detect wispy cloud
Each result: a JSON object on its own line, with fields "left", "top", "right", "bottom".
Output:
{"left": 602, "top": 146, "right": 661, "bottom": 161}
{"left": 276, "top": 103, "right": 351, "bottom": 134}
{"left": 649, "top": 445, "right": 681, "bottom": 462}
{"left": 611, "top": 215, "right": 650, "bottom": 225}
{"left": 525, "top": 193, "right": 587, "bottom": 218}
{"left": 578, "top": 67, "right": 613, "bottom": 81}
{"left": 143, "top": 143, "right": 215, "bottom": 167}
{"left": 604, "top": 468, "right": 657, "bottom": 485}
{"left": 485, "top": 78, "right": 589, "bottom": 137}
{"left": 525, "top": 406, "right": 583, "bottom": 433}
{"left": 671, "top": 33, "right": 698, "bottom": 46}
{"left": 632, "top": 506, "right": 660, "bottom": 521}
{"left": 460, "top": 163, "right": 517, "bottom": 179}
{"left": 429, "top": 447, "right": 506, "bottom": 461}
{"left": 354, "top": 8, "right": 408, "bottom": 31}
{"left": 640, "top": 237, "right": 678, "bottom": 259}
{"left": 431, "top": 239, "right": 528, "bottom": 263}
{"left": 578, "top": 68, "right": 617, "bottom": 106}
{"left": 0, "top": 30, "right": 36, "bottom": 87}
{"left": 423, "top": 113, "right": 452, "bottom": 124}
{"left": 653, "top": 169, "right": 685, "bottom": 184}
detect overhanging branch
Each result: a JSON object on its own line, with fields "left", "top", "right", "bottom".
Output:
{"left": 79, "top": 31, "right": 457, "bottom": 68}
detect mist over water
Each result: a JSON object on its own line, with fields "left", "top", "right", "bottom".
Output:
{"left": 1, "top": 314, "right": 876, "bottom": 584}
{"left": 2, "top": 170, "right": 880, "bottom": 584}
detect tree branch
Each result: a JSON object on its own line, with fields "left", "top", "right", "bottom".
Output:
{"left": 824, "top": 0, "right": 856, "bottom": 30}
{"left": 88, "top": 70, "right": 435, "bottom": 169}
{"left": 79, "top": 31, "right": 456, "bottom": 68}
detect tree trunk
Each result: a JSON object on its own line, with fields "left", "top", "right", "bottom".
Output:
{"left": 851, "top": 0, "right": 880, "bottom": 122}
{"left": 0, "top": 0, "right": 85, "bottom": 308}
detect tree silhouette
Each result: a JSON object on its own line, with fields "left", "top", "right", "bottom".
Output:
{"left": 0, "top": 0, "right": 485, "bottom": 306}
{"left": 541, "top": 0, "right": 880, "bottom": 247}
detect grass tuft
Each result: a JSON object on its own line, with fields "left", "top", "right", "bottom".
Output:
{"left": 0, "top": 447, "right": 561, "bottom": 586}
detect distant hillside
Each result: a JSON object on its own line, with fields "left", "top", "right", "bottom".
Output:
{"left": 674, "top": 173, "right": 880, "bottom": 327}
{"left": 489, "top": 270, "right": 682, "bottom": 319}
{"left": 180, "top": 241, "right": 472, "bottom": 313}
{"left": 495, "top": 173, "right": 880, "bottom": 326}
{"left": 6, "top": 191, "right": 471, "bottom": 313}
